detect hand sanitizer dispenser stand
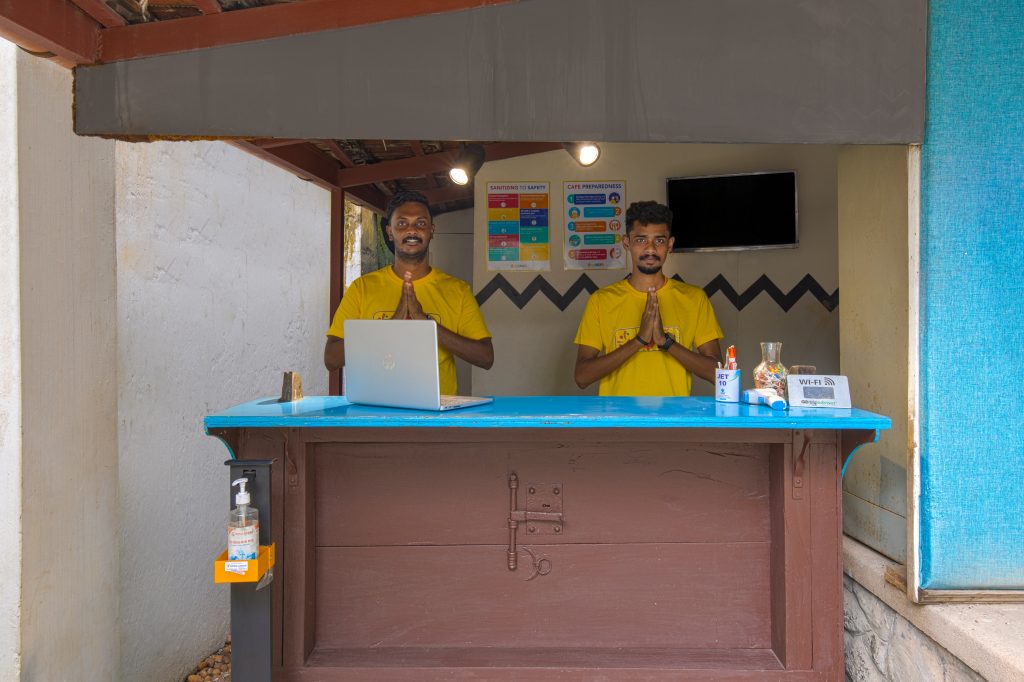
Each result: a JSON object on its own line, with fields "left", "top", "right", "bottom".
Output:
{"left": 221, "top": 459, "right": 275, "bottom": 682}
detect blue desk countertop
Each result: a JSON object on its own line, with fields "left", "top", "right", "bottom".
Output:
{"left": 204, "top": 396, "right": 891, "bottom": 431}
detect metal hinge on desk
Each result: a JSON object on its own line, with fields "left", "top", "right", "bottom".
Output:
{"left": 506, "top": 473, "right": 564, "bottom": 571}
{"left": 794, "top": 432, "right": 809, "bottom": 500}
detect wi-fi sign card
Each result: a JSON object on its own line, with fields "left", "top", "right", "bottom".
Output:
{"left": 786, "top": 375, "right": 852, "bottom": 409}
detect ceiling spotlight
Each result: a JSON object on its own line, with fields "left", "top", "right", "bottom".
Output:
{"left": 449, "top": 143, "right": 486, "bottom": 185}
{"left": 564, "top": 142, "right": 601, "bottom": 166}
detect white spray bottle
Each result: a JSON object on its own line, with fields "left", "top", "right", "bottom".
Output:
{"left": 228, "top": 478, "right": 260, "bottom": 561}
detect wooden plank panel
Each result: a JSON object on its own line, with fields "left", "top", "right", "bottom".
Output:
{"left": 769, "top": 436, "right": 813, "bottom": 670}
{"left": 315, "top": 543, "right": 771, "bottom": 649}
{"left": 281, "top": 666, "right": 824, "bottom": 681}
{"left": 307, "top": 646, "right": 782, "bottom": 669}
{"left": 314, "top": 439, "right": 770, "bottom": 546}
{"left": 282, "top": 432, "right": 317, "bottom": 666}
{"left": 783, "top": 433, "right": 814, "bottom": 670}
{"left": 303, "top": 427, "right": 791, "bottom": 445}
{"left": 810, "top": 435, "right": 844, "bottom": 678}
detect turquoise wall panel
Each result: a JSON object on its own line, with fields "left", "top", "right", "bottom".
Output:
{"left": 920, "top": 1, "right": 1024, "bottom": 589}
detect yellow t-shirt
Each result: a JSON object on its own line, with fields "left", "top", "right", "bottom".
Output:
{"left": 327, "top": 267, "right": 491, "bottom": 395}
{"left": 574, "top": 278, "right": 723, "bottom": 397}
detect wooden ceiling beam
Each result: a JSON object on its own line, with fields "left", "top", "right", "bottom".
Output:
{"left": 408, "top": 140, "right": 439, "bottom": 188}
{"left": 321, "top": 140, "right": 355, "bottom": 168}
{"left": 193, "top": 0, "right": 223, "bottom": 14}
{"left": 345, "top": 185, "right": 388, "bottom": 214}
{"left": 69, "top": 0, "right": 127, "bottom": 27}
{"left": 99, "top": 0, "right": 518, "bottom": 63}
{"left": 0, "top": 0, "right": 101, "bottom": 65}
{"left": 233, "top": 140, "right": 337, "bottom": 191}
{"left": 248, "top": 138, "right": 307, "bottom": 149}
{"left": 336, "top": 142, "right": 561, "bottom": 188}
{"left": 234, "top": 140, "right": 387, "bottom": 212}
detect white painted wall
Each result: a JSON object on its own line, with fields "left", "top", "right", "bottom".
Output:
{"left": 838, "top": 146, "right": 910, "bottom": 563}
{"left": 12, "top": 49, "right": 120, "bottom": 680}
{"left": 0, "top": 50, "right": 332, "bottom": 679}
{"left": 115, "top": 140, "right": 330, "bottom": 680}
{"left": 0, "top": 40, "right": 22, "bottom": 682}
{"left": 472, "top": 144, "right": 840, "bottom": 396}
{"left": 432, "top": 208, "right": 475, "bottom": 394}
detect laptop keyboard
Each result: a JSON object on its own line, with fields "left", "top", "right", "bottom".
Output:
{"left": 439, "top": 395, "right": 482, "bottom": 408}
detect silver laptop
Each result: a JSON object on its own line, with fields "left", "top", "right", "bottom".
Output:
{"left": 343, "top": 319, "right": 493, "bottom": 411}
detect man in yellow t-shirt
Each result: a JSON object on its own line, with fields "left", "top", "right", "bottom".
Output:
{"left": 574, "top": 201, "right": 723, "bottom": 397}
{"left": 324, "top": 191, "right": 493, "bottom": 395}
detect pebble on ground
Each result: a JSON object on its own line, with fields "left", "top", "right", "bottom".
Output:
{"left": 184, "top": 636, "right": 231, "bottom": 682}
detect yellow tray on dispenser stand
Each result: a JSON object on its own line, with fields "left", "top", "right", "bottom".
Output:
{"left": 214, "top": 543, "right": 275, "bottom": 584}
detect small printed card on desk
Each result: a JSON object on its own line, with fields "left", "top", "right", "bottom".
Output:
{"left": 786, "top": 375, "right": 852, "bottom": 408}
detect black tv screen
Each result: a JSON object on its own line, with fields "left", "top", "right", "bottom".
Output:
{"left": 666, "top": 171, "right": 798, "bottom": 251}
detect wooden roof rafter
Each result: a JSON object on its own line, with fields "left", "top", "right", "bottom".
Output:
{"left": 68, "top": 0, "right": 127, "bottom": 27}
{"left": 98, "top": 0, "right": 519, "bottom": 64}
{"left": 336, "top": 142, "right": 561, "bottom": 189}
{"left": 233, "top": 139, "right": 388, "bottom": 213}
{"left": 193, "top": 0, "right": 223, "bottom": 14}
{"left": 408, "top": 140, "right": 440, "bottom": 189}
{"left": 1, "top": 0, "right": 520, "bottom": 66}
{"left": 321, "top": 140, "right": 355, "bottom": 168}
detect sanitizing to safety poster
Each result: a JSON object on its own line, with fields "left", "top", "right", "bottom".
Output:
{"left": 563, "top": 181, "right": 627, "bottom": 270}
{"left": 486, "top": 182, "right": 551, "bottom": 271}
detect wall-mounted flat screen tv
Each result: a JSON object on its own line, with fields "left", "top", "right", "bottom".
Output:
{"left": 666, "top": 171, "right": 798, "bottom": 252}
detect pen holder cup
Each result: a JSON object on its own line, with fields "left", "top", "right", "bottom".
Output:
{"left": 715, "top": 369, "right": 741, "bottom": 403}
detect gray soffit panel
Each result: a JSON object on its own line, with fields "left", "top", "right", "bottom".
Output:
{"left": 73, "top": 0, "right": 927, "bottom": 143}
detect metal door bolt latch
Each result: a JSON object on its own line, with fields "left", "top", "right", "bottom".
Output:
{"left": 506, "top": 473, "right": 564, "bottom": 571}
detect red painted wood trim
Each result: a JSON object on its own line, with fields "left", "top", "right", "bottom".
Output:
{"left": 193, "top": 0, "right": 223, "bottom": 14}
{"left": 281, "top": 430, "right": 318, "bottom": 664}
{"left": 0, "top": 0, "right": 100, "bottom": 64}
{"left": 99, "top": 0, "right": 520, "bottom": 63}
{"left": 250, "top": 138, "right": 307, "bottom": 149}
{"left": 232, "top": 140, "right": 387, "bottom": 211}
{"left": 321, "top": 140, "right": 355, "bottom": 168}
{"left": 231, "top": 426, "right": 848, "bottom": 680}
{"left": 69, "top": 0, "right": 126, "bottom": 27}
{"left": 408, "top": 140, "right": 440, "bottom": 187}
{"left": 233, "top": 140, "right": 336, "bottom": 190}
{"left": 328, "top": 188, "right": 343, "bottom": 396}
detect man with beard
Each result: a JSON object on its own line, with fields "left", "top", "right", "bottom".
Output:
{"left": 324, "top": 191, "right": 493, "bottom": 395}
{"left": 573, "top": 200, "right": 723, "bottom": 396}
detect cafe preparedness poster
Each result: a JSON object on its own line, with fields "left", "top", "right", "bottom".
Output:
{"left": 486, "top": 182, "right": 551, "bottom": 271}
{"left": 563, "top": 181, "right": 627, "bottom": 270}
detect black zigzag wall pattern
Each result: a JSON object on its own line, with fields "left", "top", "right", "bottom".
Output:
{"left": 475, "top": 273, "right": 838, "bottom": 313}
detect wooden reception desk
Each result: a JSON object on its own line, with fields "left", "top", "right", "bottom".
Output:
{"left": 206, "top": 396, "right": 889, "bottom": 681}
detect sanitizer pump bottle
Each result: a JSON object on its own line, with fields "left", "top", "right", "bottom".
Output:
{"left": 228, "top": 478, "right": 260, "bottom": 561}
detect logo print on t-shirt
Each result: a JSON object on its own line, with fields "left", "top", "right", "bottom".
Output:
{"left": 373, "top": 310, "right": 441, "bottom": 324}
{"left": 614, "top": 326, "right": 682, "bottom": 352}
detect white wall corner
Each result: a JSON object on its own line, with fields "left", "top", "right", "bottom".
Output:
{"left": 0, "top": 37, "right": 24, "bottom": 682}
{"left": 14, "top": 46, "right": 119, "bottom": 681}
{"left": 114, "top": 139, "right": 330, "bottom": 680}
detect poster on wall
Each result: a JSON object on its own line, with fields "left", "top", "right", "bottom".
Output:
{"left": 486, "top": 182, "right": 551, "bottom": 271}
{"left": 563, "top": 181, "right": 627, "bottom": 270}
